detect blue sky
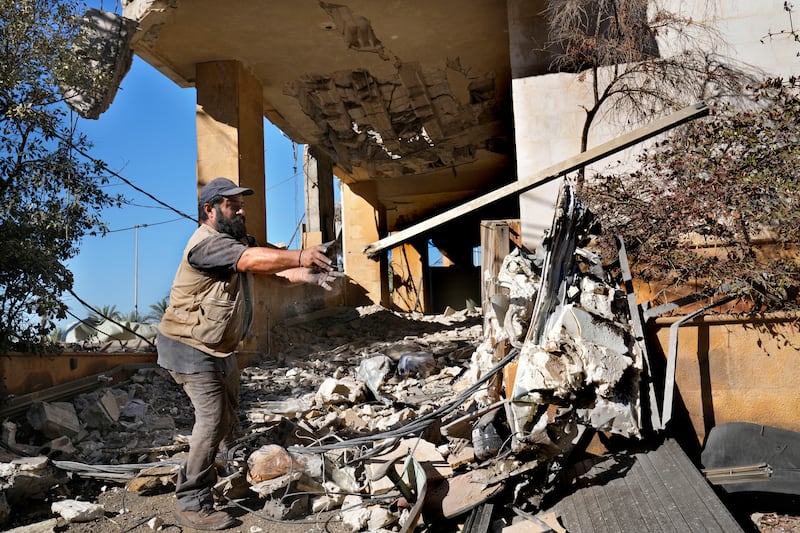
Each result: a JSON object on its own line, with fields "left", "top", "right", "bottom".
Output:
{"left": 59, "top": 55, "right": 311, "bottom": 327}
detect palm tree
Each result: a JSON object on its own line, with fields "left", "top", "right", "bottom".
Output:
{"left": 89, "top": 304, "right": 122, "bottom": 324}
{"left": 122, "top": 309, "right": 144, "bottom": 323}
{"left": 144, "top": 297, "right": 169, "bottom": 324}
{"left": 48, "top": 327, "right": 65, "bottom": 342}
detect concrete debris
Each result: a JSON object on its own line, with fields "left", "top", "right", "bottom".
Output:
{"left": 59, "top": 9, "right": 136, "bottom": 120}
{"left": 50, "top": 499, "right": 104, "bottom": 523}
{"left": 27, "top": 401, "right": 81, "bottom": 439}
{"left": 0, "top": 456, "right": 66, "bottom": 505}
{"left": 146, "top": 516, "right": 164, "bottom": 530}
{"left": 0, "top": 201, "right": 652, "bottom": 532}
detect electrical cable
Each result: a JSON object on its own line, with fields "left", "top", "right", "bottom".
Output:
{"left": 46, "top": 127, "right": 197, "bottom": 223}
{"left": 290, "top": 347, "right": 519, "bottom": 455}
{"left": 65, "top": 288, "right": 156, "bottom": 348}
{"left": 105, "top": 217, "right": 187, "bottom": 233}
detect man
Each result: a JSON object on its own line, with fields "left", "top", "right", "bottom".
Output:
{"left": 157, "top": 177, "right": 340, "bottom": 530}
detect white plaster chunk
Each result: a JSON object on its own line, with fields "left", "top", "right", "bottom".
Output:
{"left": 577, "top": 397, "right": 640, "bottom": 438}
{"left": 341, "top": 495, "right": 370, "bottom": 532}
{"left": 368, "top": 506, "right": 398, "bottom": 531}
{"left": 51, "top": 500, "right": 104, "bottom": 523}
{"left": 374, "top": 408, "right": 414, "bottom": 432}
{"left": 312, "top": 481, "right": 346, "bottom": 512}
{"left": 316, "top": 377, "right": 367, "bottom": 405}
{"left": 578, "top": 276, "right": 621, "bottom": 321}
{"left": 558, "top": 306, "right": 629, "bottom": 356}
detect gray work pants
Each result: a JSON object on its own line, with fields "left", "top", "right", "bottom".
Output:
{"left": 169, "top": 356, "right": 239, "bottom": 511}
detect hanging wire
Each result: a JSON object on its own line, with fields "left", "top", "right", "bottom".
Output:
{"left": 47, "top": 127, "right": 196, "bottom": 223}
{"left": 65, "top": 288, "right": 156, "bottom": 348}
{"left": 106, "top": 217, "right": 186, "bottom": 233}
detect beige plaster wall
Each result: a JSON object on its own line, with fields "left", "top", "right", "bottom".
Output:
{"left": 511, "top": 0, "right": 800, "bottom": 251}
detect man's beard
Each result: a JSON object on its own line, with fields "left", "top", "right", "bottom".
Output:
{"left": 214, "top": 206, "right": 247, "bottom": 240}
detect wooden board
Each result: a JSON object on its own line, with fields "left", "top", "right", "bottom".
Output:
{"left": 544, "top": 439, "right": 744, "bottom": 532}
{"left": 363, "top": 103, "right": 708, "bottom": 257}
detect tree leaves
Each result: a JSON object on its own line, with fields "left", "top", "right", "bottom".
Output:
{"left": 584, "top": 79, "right": 800, "bottom": 311}
{"left": 0, "top": 0, "right": 123, "bottom": 352}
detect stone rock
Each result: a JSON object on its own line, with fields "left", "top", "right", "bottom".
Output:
{"left": 341, "top": 495, "right": 370, "bottom": 532}
{"left": 316, "top": 377, "right": 367, "bottom": 405}
{"left": 3, "top": 518, "right": 58, "bottom": 533}
{"left": 27, "top": 402, "right": 81, "bottom": 439}
{"left": 1, "top": 456, "right": 65, "bottom": 504}
{"left": 51, "top": 499, "right": 105, "bottom": 523}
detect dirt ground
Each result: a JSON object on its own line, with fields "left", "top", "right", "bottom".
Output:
{"left": 12, "top": 482, "right": 800, "bottom": 533}
{"left": 48, "top": 485, "right": 350, "bottom": 533}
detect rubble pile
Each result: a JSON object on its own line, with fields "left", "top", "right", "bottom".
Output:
{"left": 0, "top": 186, "right": 652, "bottom": 531}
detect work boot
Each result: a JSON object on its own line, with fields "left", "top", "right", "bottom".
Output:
{"left": 173, "top": 507, "right": 237, "bottom": 530}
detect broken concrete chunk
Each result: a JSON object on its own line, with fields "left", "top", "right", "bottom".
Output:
{"left": 341, "top": 494, "right": 371, "bottom": 532}
{"left": 316, "top": 377, "right": 367, "bottom": 405}
{"left": 262, "top": 493, "right": 309, "bottom": 520}
{"left": 312, "top": 480, "right": 346, "bottom": 512}
{"left": 3, "top": 518, "right": 58, "bottom": 533}
{"left": 374, "top": 408, "right": 415, "bottom": 432}
{"left": 2, "top": 421, "right": 39, "bottom": 456}
{"left": 27, "top": 402, "right": 81, "bottom": 439}
{"left": 51, "top": 499, "right": 104, "bottom": 523}
{"left": 38, "top": 436, "right": 77, "bottom": 459}
{"left": 1, "top": 456, "right": 65, "bottom": 504}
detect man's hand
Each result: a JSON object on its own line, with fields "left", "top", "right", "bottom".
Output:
{"left": 305, "top": 269, "right": 345, "bottom": 290}
{"left": 299, "top": 242, "right": 335, "bottom": 271}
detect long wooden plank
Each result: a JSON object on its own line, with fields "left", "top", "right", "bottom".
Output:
{"left": 363, "top": 102, "right": 709, "bottom": 257}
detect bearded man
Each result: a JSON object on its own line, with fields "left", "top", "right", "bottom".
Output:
{"left": 157, "top": 177, "right": 340, "bottom": 530}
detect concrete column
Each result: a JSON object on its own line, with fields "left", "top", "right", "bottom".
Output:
{"left": 195, "top": 60, "right": 267, "bottom": 244}
{"left": 390, "top": 241, "right": 428, "bottom": 313}
{"left": 302, "top": 146, "right": 336, "bottom": 247}
{"left": 341, "top": 182, "right": 389, "bottom": 307}
{"left": 195, "top": 60, "right": 273, "bottom": 357}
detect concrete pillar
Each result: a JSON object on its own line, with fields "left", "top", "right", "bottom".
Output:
{"left": 302, "top": 146, "right": 336, "bottom": 248}
{"left": 341, "top": 182, "right": 389, "bottom": 307}
{"left": 195, "top": 60, "right": 273, "bottom": 356}
{"left": 195, "top": 60, "right": 267, "bottom": 245}
{"left": 390, "top": 242, "right": 428, "bottom": 313}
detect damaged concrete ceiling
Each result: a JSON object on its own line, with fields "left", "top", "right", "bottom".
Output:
{"left": 123, "top": 0, "right": 519, "bottom": 229}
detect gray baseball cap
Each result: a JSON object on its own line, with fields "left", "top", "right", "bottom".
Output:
{"left": 199, "top": 177, "right": 254, "bottom": 205}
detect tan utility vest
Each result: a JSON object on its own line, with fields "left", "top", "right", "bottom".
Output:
{"left": 158, "top": 224, "right": 252, "bottom": 357}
